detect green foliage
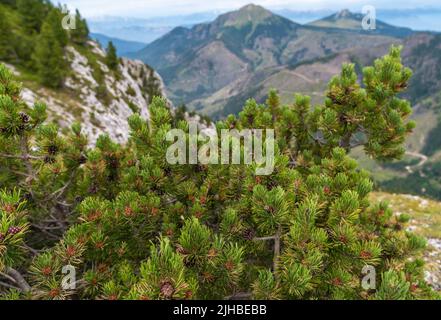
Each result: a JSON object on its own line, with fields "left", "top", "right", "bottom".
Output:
{"left": 141, "top": 66, "right": 163, "bottom": 104}
{"left": 0, "top": 46, "right": 438, "bottom": 300}
{"left": 45, "top": 8, "right": 68, "bottom": 47}
{"left": 0, "top": 7, "right": 16, "bottom": 61}
{"left": 0, "top": 189, "right": 29, "bottom": 271}
{"left": 105, "top": 41, "right": 118, "bottom": 71}
{"left": 70, "top": 9, "right": 89, "bottom": 45}
{"left": 17, "top": 0, "right": 48, "bottom": 34}
{"left": 1, "top": 1, "right": 75, "bottom": 86}
{"left": 32, "top": 12, "right": 66, "bottom": 88}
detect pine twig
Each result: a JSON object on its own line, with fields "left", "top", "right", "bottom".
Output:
{"left": 0, "top": 153, "right": 44, "bottom": 160}
{"left": 4, "top": 267, "right": 31, "bottom": 293}
{"left": 19, "top": 135, "right": 36, "bottom": 181}
{"left": 253, "top": 236, "right": 276, "bottom": 241}
{"left": 225, "top": 292, "right": 253, "bottom": 300}
{"left": 253, "top": 229, "right": 282, "bottom": 279}
{"left": 273, "top": 227, "right": 281, "bottom": 279}
{"left": 0, "top": 281, "right": 20, "bottom": 291}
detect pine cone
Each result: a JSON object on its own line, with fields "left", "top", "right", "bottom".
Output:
{"left": 7, "top": 226, "right": 22, "bottom": 235}
{"left": 331, "top": 277, "right": 343, "bottom": 286}
{"left": 42, "top": 266, "right": 52, "bottom": 276}
{"left": 49, "top": 288, "right": 60, "bottom": 298}
{"left": 47, "top": 145, "right": 58, "bottom": 155}
{"left": 78, "top": 155, "right": 87, "bottom": 164}
{"left": 243, "top": 228, "right": 255, "bottom": 241}
{"left": 3, "top": 203, "right": 15, "bottom": 213}
{"left": 160, "top": 281, "right": 175, "bottom": 299}
{"left": 108, "top": 157, "right": 119, "bottom": 169}
{"left": 176, "top": 244, "right": 187, "bottom": 255}
{"left": 66, "top": 245, "right": 77, "bottom": 258}
{"left": 19, "top": 112, "right": 30, "bottom": 124}
{"left": 124, "top": 206, "right": 133, "bottom": 217}
{"left": 225, "top": 260, "right": 235, "bottom": 271}
{"left": 151, "top": 207, "right": 159, "bottom": 216}
{"left": 185, "top": 290, "right": 193, "bottom": 299}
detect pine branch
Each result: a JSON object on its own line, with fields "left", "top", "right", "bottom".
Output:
{"left": 19, "top": 135, "right": 36, "bottom": 180}
{"left": 46, "top": 169, "right": 77, "bottom": 201}
{"left": 253, "top": 228, "right": 281, "bottom": 280}
{"left": 253, "top": 236, "right": 276, "bottom": 241}
{"left": 0, "top": 153, "right": 44, "bottom": 160}
{"left": 339, "top": 131, "right": 352, "bottom": 151}
{"left": 19, "top": 244, "right": 41, "bottom": 256}
{"left": 4, "top": 267, "right": 31, "bottom": 293}
{"left": 273, "top": 227, "right": 281, "bottom": 279}
{"left": 0, "top": 271, "right": 17, "bottom": 284}
{"left": 225, "top": 292, "right": 253, "bottom": 300}
{"left": 0, "top": 281, "right": 20, "bottom": 291}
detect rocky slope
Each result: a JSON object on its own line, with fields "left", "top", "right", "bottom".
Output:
{"left": 3, "top": 40, "right": 165, "bottom": 145}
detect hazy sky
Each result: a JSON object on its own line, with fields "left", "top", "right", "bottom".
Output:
{"left": 59, "top": 0, "right": 441, "bottom": 18}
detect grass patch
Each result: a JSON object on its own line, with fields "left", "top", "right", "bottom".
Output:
{"left": 371, "top": 192, "right": 441, "bottom": 239}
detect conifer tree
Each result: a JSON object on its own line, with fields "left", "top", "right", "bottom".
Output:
{"left": 32, "top": 15, "right": 66, "bottom": 88}
{"left": 106, "top": 41, "right": 119, "bottom": 71}
{"left": 45, "top": 8, "right": 69, "bottom": 48}
{"left": 70, "top": 9, "right": 89, "bottom": 45}
{"left": 16, "top": 0, "right": 48, "bottom": 34}
{"left": 0, "top": 47, "right": 439, "bottom": 300}
{"left": 0, "top": 8, "right": 15, "bottom": 61}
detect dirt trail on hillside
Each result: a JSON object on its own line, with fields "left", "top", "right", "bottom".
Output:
{"left": 405, "top": 151, "right": 428, "bottom": 173}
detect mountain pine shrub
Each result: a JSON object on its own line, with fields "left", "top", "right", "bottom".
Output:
{"left": 0, "top": 46, "right": 439, "bottom": 300}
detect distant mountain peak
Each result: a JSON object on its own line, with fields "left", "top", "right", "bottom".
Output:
{"left": 334, "top": 9, "right": 355, "bottom": 19}
{"left": 239, "top": 3, "right": 268, "bottom": 13}
{"left": 218, "top": 3, "right": 273, "bottom": 27}
{"left": 308, "top": 8, "right": 413, "bottom": 37}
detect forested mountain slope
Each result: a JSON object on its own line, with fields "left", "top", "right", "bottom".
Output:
{"left": 0, "top": 1, "right": 164, "bottom": 144}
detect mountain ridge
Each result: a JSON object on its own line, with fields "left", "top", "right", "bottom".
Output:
{"left": 91, "top": 32, "right": 147, "bottom": 55}
{"left": 308, "top": 9, "right": 414, "bottom": 37}
{"left": 131, "top": 5, "right": 411, "bottom": 118}
{"left": 130, "top": 4, "right": 441, "bottom": 200}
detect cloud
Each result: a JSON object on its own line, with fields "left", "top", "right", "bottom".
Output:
{"left": 60, "top": 0, "right": 441, "bottom": 17}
